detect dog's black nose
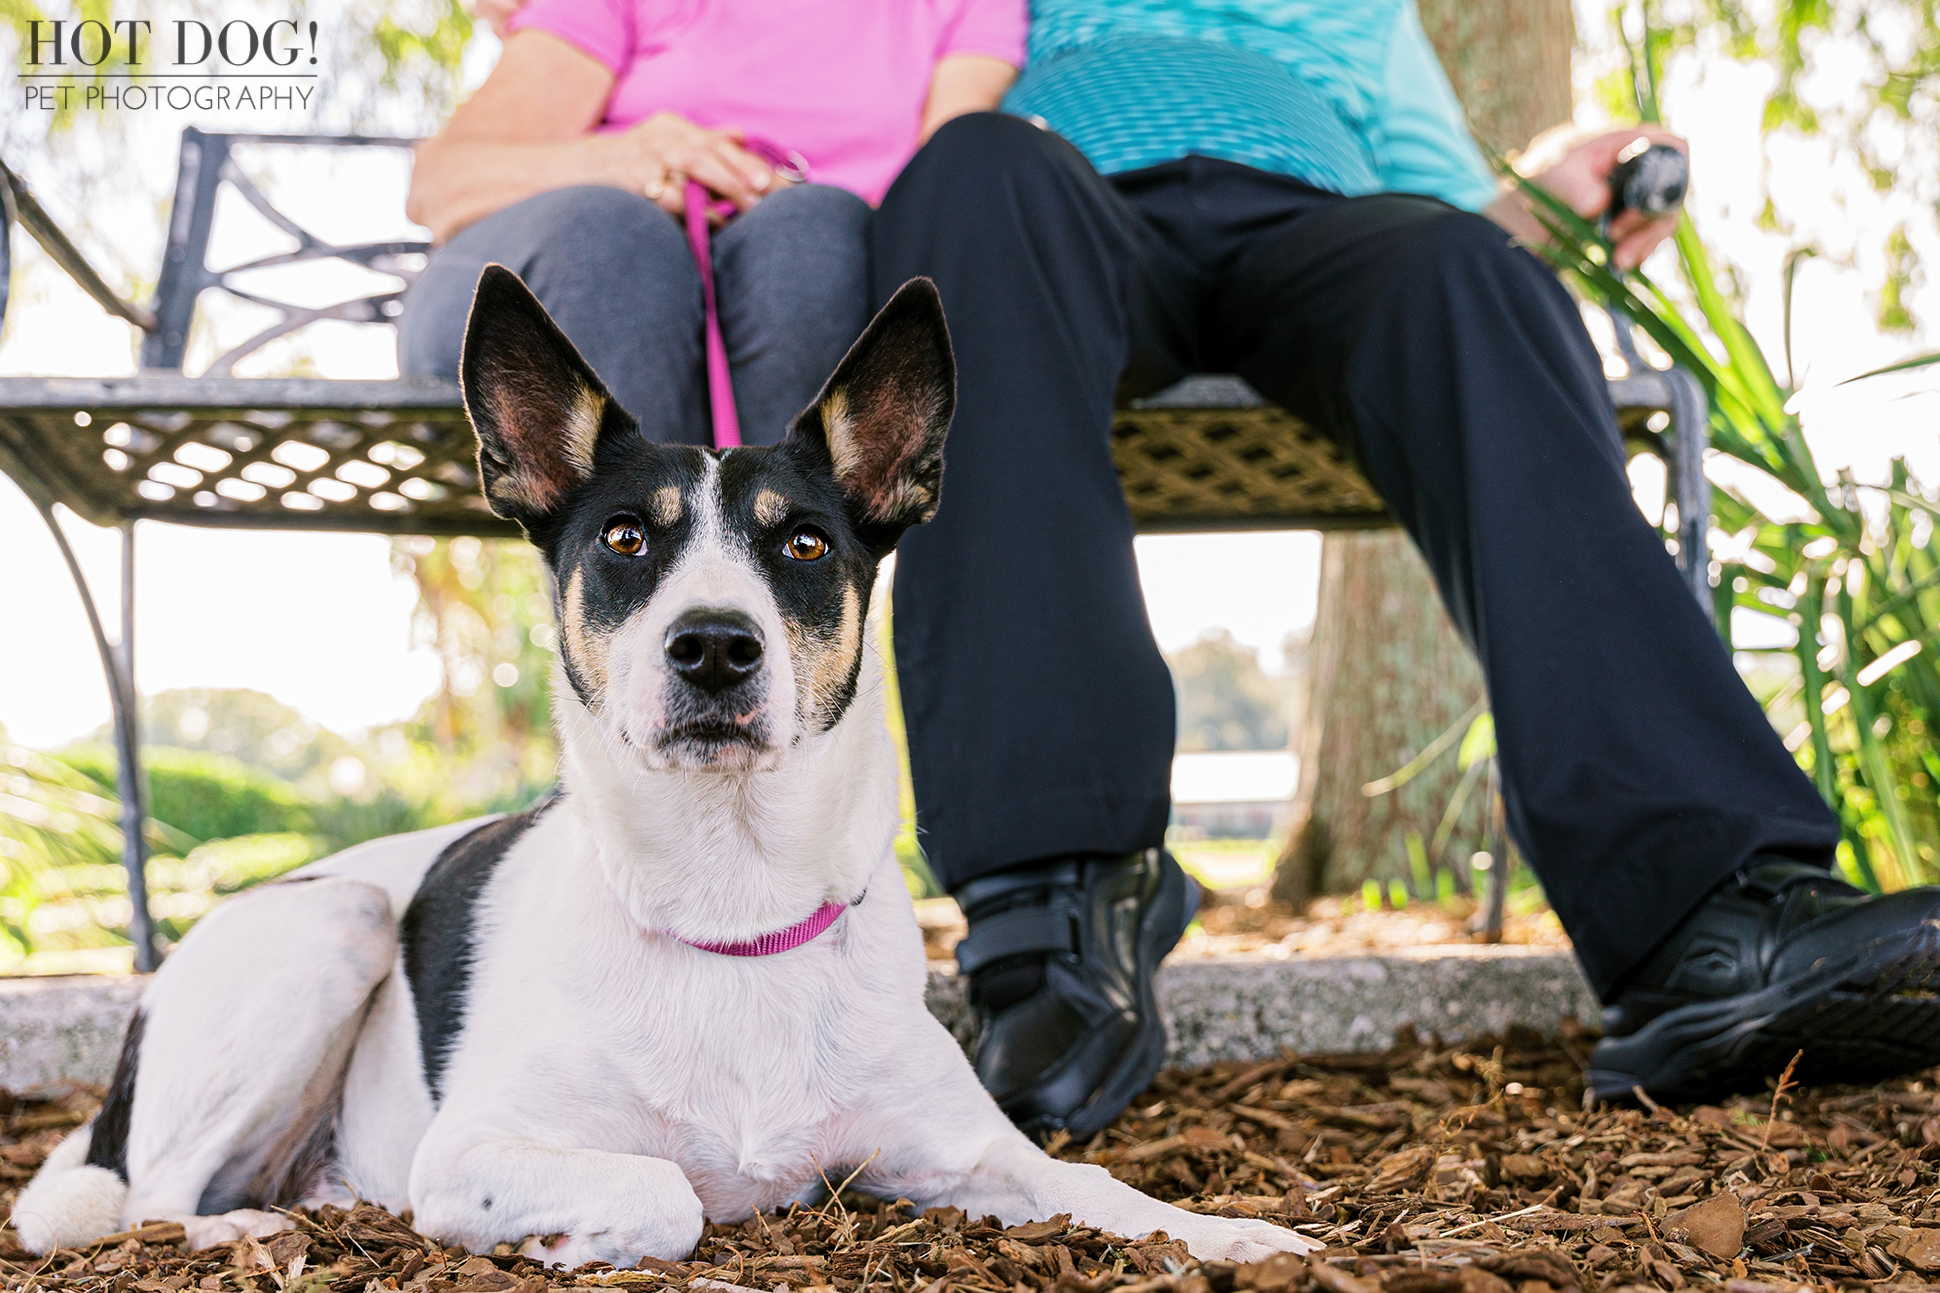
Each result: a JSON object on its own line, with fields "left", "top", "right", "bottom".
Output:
{"left": 665, "top": 611, "right": 764, "bottom": 694}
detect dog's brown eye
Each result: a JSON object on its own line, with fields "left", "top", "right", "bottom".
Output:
{"left": 784, "top": 528, "right": 829, "bottom": 562}
{"left": 603, "top": 520, "right": 646, "bottom": 555}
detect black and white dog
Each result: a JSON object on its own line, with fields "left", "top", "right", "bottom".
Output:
{"left": 13, "top": 271, "right": 1311, "bottom": 1268}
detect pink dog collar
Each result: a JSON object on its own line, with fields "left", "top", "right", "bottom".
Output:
{"left": 669, "top": 892, "right": 861, "bottom": 957}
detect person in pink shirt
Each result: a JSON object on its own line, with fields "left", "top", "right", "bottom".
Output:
{"left": 398, "top": 0, "right": 1025, "bottom": 445}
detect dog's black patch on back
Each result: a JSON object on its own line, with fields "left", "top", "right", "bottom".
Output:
{"left": 84, "top": 1008, "right": 144, "bottom": 1180}
{"left": 402, "top": 792, "right": 560, "bottom": 1100}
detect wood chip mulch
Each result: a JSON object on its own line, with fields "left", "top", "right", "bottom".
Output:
{"left": 7, "top": 1025, "right": 1940, "bottom": 1293}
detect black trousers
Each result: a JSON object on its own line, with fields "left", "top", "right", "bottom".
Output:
{"left": 873, "top": 113, "right": 1840, "bottom": 995}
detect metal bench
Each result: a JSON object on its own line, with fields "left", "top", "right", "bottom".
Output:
{"left": 0, "top": 128, "right": 1710, "bottom": 968}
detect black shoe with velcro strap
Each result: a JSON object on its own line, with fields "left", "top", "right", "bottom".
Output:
{"left": 1589, "top": 856, "right": 1940, "bottom": 1103}
{"left": 954, "top": 849, "right": 1198, "bottom": 1138}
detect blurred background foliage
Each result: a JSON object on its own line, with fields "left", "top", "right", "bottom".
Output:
{"left": 1591, "top": 0, "right": 1940, "bottom": 336}
{"left": 393, "top": 534, "right": 557, "bottom": 796}
{"left": 1169, "top": 630, "right": 1307, "bottom": 755}
{"left": 0, "top": 535, "right": 561, "bottom": 972}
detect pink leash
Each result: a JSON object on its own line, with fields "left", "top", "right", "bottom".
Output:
{"left": 685, "top": 180, "right": 743, "bottom": 449}
{"left": 681, "top": 142, "right": 810, "bottom": 450}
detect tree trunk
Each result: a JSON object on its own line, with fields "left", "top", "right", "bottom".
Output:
{"left": 1415, "top": 0, "right": 1575, "bottom": 154}
{"left": 1272, "top": 0, "right": 1574, "bottom": 905}
{"left": 1274, "top": 532, "right": 1488, "bottom": 903}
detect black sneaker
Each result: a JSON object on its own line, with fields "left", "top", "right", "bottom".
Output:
{"left": 953, "top": 849, "right": 1198, "bottom": 1138}
{"left": 1589, "top": 856, "right": 1940, "bottom": 1102}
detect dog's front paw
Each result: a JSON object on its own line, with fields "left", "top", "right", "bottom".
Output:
{"left": 519, "top": 1224, "right": 696, "bottom": 1270}
{"left": 520, "top": 1232, "right": 607, "bottom": 1269}
{"left": 1179, "top": 1217, "right": 1320, "bottom": 1262}
{"left": 514, "top": 1183, "right": 705, "bottom": 1270}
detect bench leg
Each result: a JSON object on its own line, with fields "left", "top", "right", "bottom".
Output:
{"left": 33, "top": 505, "right": 158, "bottom": 972}
{"left": 1665, "top": 367, "right": 1714, "bottom": 624}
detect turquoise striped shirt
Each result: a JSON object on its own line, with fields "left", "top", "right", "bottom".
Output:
{"left": 1002, "top": 0, "right": 1501, "bottom": 213}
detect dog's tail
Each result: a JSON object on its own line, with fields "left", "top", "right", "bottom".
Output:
{"left": 10, "top": 1123, "right": 129, "bottom": 1252}
{"left": 12, "top": 1008, "right": 143, "bottom": 1254}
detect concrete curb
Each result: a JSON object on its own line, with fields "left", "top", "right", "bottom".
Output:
{"left": 925, "top": 947, "right": 1599, "bottom": 1068}
{"left": 1159, "top": 947, "right": 1599, "bottom": 1066}
{"left": 1, "top": 947, "right": 1595, "bottom": 1092}
{"left": 0, "top": 974, "right": 146, "bottom": 1091}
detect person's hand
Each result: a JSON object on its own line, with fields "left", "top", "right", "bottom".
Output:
{"left": 606, "top": 113, "right": 791, "bottom": 219}
{"left": 1523, "top": 126, "right": 1688, "bottom": 270}
{"left": 473, "top": 0, "right": 524, "bottom": 40}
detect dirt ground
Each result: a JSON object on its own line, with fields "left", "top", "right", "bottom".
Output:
{"left": 6, "top": 1027, "right": 1939, "bottom": 1293}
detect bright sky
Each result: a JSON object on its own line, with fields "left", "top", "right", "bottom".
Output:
{"left": 2, "top": 2, "right": 1935, "bottom": 750}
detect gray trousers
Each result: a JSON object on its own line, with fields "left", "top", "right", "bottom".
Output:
{"left": 398, "top": 183, "right": 873, "bottom": 446}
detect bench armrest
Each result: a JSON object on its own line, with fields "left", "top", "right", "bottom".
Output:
{"left": 0, "top": 158, "right": 158, "bottom": 335}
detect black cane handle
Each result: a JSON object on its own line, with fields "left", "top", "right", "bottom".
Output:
{"left": 1606, "top": 141, "right": 1689, "bottom": 222}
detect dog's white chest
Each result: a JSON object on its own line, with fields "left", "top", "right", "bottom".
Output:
{"left": 614, "top": 962, "right": 892, "bottom": 1216}
{"left": 669, "top": 1115, "right": 840, "bottom": 1216}
{"left": 429, "top": 856, "right": 915, "bottom": 1222}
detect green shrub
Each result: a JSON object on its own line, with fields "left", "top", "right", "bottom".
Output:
{"left": 58, "top": 745, "right": 313, "bottom": 846}
{"left": 173, "top": 832, "right": 323, "bottom": 894}
{"left": 308, "top": 789, "right": 442, "bottom": 852}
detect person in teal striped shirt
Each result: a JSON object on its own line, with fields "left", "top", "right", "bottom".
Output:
{"left": 876, "top": 1, "right": 1925, "bottom": 1133}
{"left": 1005, "top": 0, "right": 1501, "bottom": 218}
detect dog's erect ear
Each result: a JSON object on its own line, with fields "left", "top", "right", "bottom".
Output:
{"left": 461, "top": 264, "right": 626, "bottom": 526}
{"left": 791, "top": 278, "right": 955, "bottom": 547}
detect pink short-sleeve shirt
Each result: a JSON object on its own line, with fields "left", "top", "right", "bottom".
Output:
{"left": 506, "top": 0, "right": 1027, "bottom": 204}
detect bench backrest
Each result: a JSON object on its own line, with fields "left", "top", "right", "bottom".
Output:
{"left": 0, "top": 129, "right": 1708, "bottom": 574}
{"left": 144, "top": 129, "right": 427, "bottom": 374}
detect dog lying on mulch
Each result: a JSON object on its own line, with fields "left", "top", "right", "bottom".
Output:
{"left": 10, "top": 272, "right": 1310, "bottom": 1270}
